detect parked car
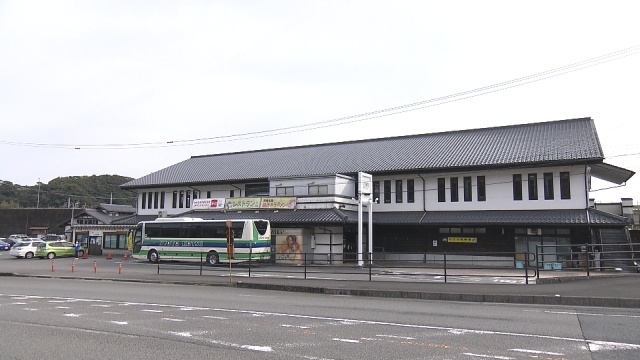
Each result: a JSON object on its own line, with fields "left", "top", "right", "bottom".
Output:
{"left": 35, "top": 241, "right": 85, "bottom": 259}
{"left": 0, "top": 240, "right": 10, "bottom": 251}
{"left": 9, "top": 239, "right": 44, "bottom": 259}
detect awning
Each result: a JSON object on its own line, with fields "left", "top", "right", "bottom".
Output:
{"left": 591, "top": 163, "right": 635, "bottom": 185}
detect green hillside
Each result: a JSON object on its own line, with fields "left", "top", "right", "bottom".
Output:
{"left": 0, "top": 175, "right": 137, "bottom": 209}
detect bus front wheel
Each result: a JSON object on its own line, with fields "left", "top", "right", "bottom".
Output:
{"left": 148, "top": 250, "right": 159, "bottom": 263}
{"left": 206, "top": 252, "right": 219, "bottom": 265}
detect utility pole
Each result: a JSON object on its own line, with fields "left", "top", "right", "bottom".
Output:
{"left": 37, "top": 178, "right": 41, "bottom": 208}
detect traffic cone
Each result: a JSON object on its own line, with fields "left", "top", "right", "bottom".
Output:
{"left": 106, "top": 251, "right": 112, "bottom": 260}
{"left": 123, "top": 252, "right": 128, "bottom": 260}
{"left": 82, "top": 250, "right": 87, "bottom": 259}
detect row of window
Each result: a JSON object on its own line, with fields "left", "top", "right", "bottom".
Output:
{"left": 140, "top": 172, "right": 572, "bottom": 209}
{"left": 141, "top": 190, "right": 237, "bottom": 210}
{"left": 513, "top": 172, "right": 570, "bottom": 201}
{"left": 275, "top": 184, "right": 329, "bottom": 196}
{"left": 437, "top": 176, "right": 486, "bottom": 203}
{"left": 372, "top": 179, "right": 416, "bottom": 204}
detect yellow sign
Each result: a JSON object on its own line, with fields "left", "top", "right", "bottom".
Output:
{"left": 447, "top": 237, "right": 477, "bottom": 243}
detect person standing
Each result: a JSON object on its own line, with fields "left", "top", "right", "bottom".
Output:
{"left": 74, "top": 242, "right": 81, "bottom": 258}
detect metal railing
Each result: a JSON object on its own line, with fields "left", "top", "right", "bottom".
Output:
{"left": 152, "top": 250, "right": 538, "bottom": 284}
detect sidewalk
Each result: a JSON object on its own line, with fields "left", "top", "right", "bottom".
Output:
{"left": 2, "top": 256, "right": 639, "bottom": 308}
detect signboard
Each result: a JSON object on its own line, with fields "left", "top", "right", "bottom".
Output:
{"left": 226, "top": 197, "right": 296, "bottom": 210}
{"left": 447, "top": 237, "right": 478, "bottom": 244}
{"left": 192, "top": 198, "right": 226, "bottom": 210}
{"left": 358, "top": 172, "right": 372, "bottom": 195}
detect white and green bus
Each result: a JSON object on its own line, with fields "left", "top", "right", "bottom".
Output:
{"left": 132, "top": 218, "right": 271, "bottom": 265}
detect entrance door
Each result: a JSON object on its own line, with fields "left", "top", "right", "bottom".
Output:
{"left": 88, "top": 236, "right": 102, "bottom": 256}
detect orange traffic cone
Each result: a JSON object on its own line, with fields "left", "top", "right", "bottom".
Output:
{"left": 123, "top": 253, "right": 128, "bottom": 260}
{"left": 106, "top": 251, "right": 112, "bottom": 260}
{"left": 82, "top": 250, "right": 87, "bottom": 259}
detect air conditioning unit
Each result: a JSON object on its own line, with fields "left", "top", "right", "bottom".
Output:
{"left": 157, "top": 210, "right": 168, "bottom": 218}
{"left": 527, "top": 228, "right": 541, "bottom": 235}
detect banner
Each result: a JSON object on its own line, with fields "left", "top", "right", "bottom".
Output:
{"left": 192, "top": 198, "right": 226, "bottom": 210}
{"left": 226, "top": 197, "right": 296, "bottom": 210}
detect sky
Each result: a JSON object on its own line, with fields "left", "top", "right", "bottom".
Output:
{"left": 1, "top": 1, "right": 639, "bottom": 204}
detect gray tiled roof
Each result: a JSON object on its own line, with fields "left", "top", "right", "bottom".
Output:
{"left": 98, "top": 203, "right": 136, "bottom": 214}
{"left": 118, "top": 208, "right": 627, "bottom": 227}
{"left": 122, "top": 117, "right": 604, "bottom": 188}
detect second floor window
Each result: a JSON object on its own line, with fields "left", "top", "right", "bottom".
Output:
{"left": 172, "top": 191, "right": 177, "bottom": 208}
{"left": 560, "top": 172, "right": 571, "bottom": 199}
{"left": 407, "top": 179, "right": 414, "bottom": 203}
{"left": 463, "top": 177, "right": 472, "bottom": 202}
{"left": 373, "top": 181, "right": 380, "bottom": 203}
{"left": 528, "top": 173, "right": 538, "bottom": 200}
{"left": 395, "top": 180, "right": 403, "bottom": 203}
{"left": 513, "top": 174, "right": 522, "bottom": 200}
{"left": 186, "top": 190, "right": 191, "bottom": 208}
{"left": 437, "top": 178, "right": 446, "bottom": 202}
{"left": 383, "top": 180, "right": 391, "bottom": 203}
{"left": 477, "top": 176, "right": 486, "bottom": 201}
{"left": 450, "top": 177, "right": 459, "bottom": 202}
{"left": 544, "top": 173, "right": 554, "bottom": 200}
{"left": 141, "top": 193, "right": 147, "bottom": 209}
{"left": 277, "top": 186, "right": 295, "bottom": 196}
{"left": 308, "top": 185, "right": 327, "bottom": 195}
{"left": 179, "top": 190, "right": 184, "bottom": 208}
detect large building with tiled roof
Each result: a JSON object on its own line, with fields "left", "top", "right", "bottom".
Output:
{"left": 120, "top": 117, "right": 635, "bottom": 265}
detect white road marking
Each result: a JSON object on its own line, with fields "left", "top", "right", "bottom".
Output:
{"left": 4, "top": 293, "right": 639, "bottom": 352}
{"left": 376, "top": 335, "right": 416, "bottom": 340}
{"left": 202, "top": 315, "right": 227, "bottom": 319}
{"left": 64, "top": 313, "right": 81, "bottom": 317}
{"left": 463, "top": 353, "right": 513, "bottom": 359}
{"left": 332, "top": 338, "right": 360, "bottom": 343}
{"left": 281, "top": 324, "right": 311, "bottom": 329}
{"left": 510, "top": 348, "right": 564, "bottom": 355}
{"left": 141, "top": 309, "right": 163, "bottom": 313}
{"left": 162, "top": 317, "right": 184, "bottom": 322}
{"left": 111, "top": 321, "right": 128, "bottom": 325}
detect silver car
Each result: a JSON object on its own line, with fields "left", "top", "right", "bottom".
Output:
{"left": 9, "top": 239, "right": 44, "bottom": 259}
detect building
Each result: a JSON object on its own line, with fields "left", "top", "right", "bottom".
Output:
{"left": 67, "top": 203, "right": 137, "bottom": 256}
{"left": 120, "top": 117, "right": 635, "bottom": 265}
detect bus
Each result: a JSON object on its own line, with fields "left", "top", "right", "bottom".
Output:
{"left": 132, "top": 218, "right": 271, "bottom": 265}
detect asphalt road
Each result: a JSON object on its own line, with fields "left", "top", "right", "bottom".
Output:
{"left": 2, "top": 277, "right": 640, "bottom": 359}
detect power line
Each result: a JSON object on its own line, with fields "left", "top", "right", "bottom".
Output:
{"left": 1, "top": 45, "right": 638, "bottom": 150}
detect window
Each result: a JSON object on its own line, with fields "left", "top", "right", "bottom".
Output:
{"left": 407, "top": 179, "right": 414, "bottom": 203}
{"left": 450, "top": 177, "right": 459, "bottom": 202}
{"left": 437, "top": 178, "right": 446, "bottom": 202}
{"left": 179, "top": 190, "right": 184, "bottom": 208}
{"left": 103, "top": 233, "right": 127, "bottom": 249}
{"left": 560, "top": 172, "right": 571, "bottom": 199}
{"left": 141, "top": 193, "right": 147, "bottom": 209}
{"left": 395, "top": 180, "right": 403, "bottom": 203}
{"left": 206, "top": 191, "right": 211, "bottom": 198}
{"left": 513, "top": 174, "right": 522, "bottom": 200}
{"left": 463, "top": 177, "right": 472, "bottom": 202}
{"left": 373, "top": 181, "right": 380, "bottom": 203}
{"left": 277, "top": 186, "right": 294, "bottom": 196}
{"left": 543, "top": 172, "right": 554, "bottom": 200}
{"left": 383, "top": 180, "right": 391, "bottom": 203}
{"left": 528, "top": 173, "right": 538, "bottom": 200}
{"left": 477, "top": 176, "right": 486, "bottom": 202}
{"left": 193, "top": 191, "right": 199, "bottom": 199}
{"left": 245, "top": 183, "right": 269, "bottom": 197}
{"left": 153, "top": 191, "right": 159, "bottom": 209}
{"left": 147, "top": 192, "right": 153, "bottom": 209}
{"left": 186, "top": 190, "right": 191, "bottom": 208}
{"left": 230, "top": 190, "right": 235, "bottom": 198}
{"left": 172, "top": 191, "right": 177, "bottom": 208}
{"left": 160, "top": 192, "right": 165, "bottom": 209}
{"left": 308, "top": 184, "right": 328, "bottom": 195}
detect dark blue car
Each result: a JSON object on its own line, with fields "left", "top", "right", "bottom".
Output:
{"left": 0, "top": 240, "right": 10, "bottom": 251}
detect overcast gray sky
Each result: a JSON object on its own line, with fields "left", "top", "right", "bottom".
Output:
{"left": 1, "top": 1, "right": 638, "bottom": 203}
